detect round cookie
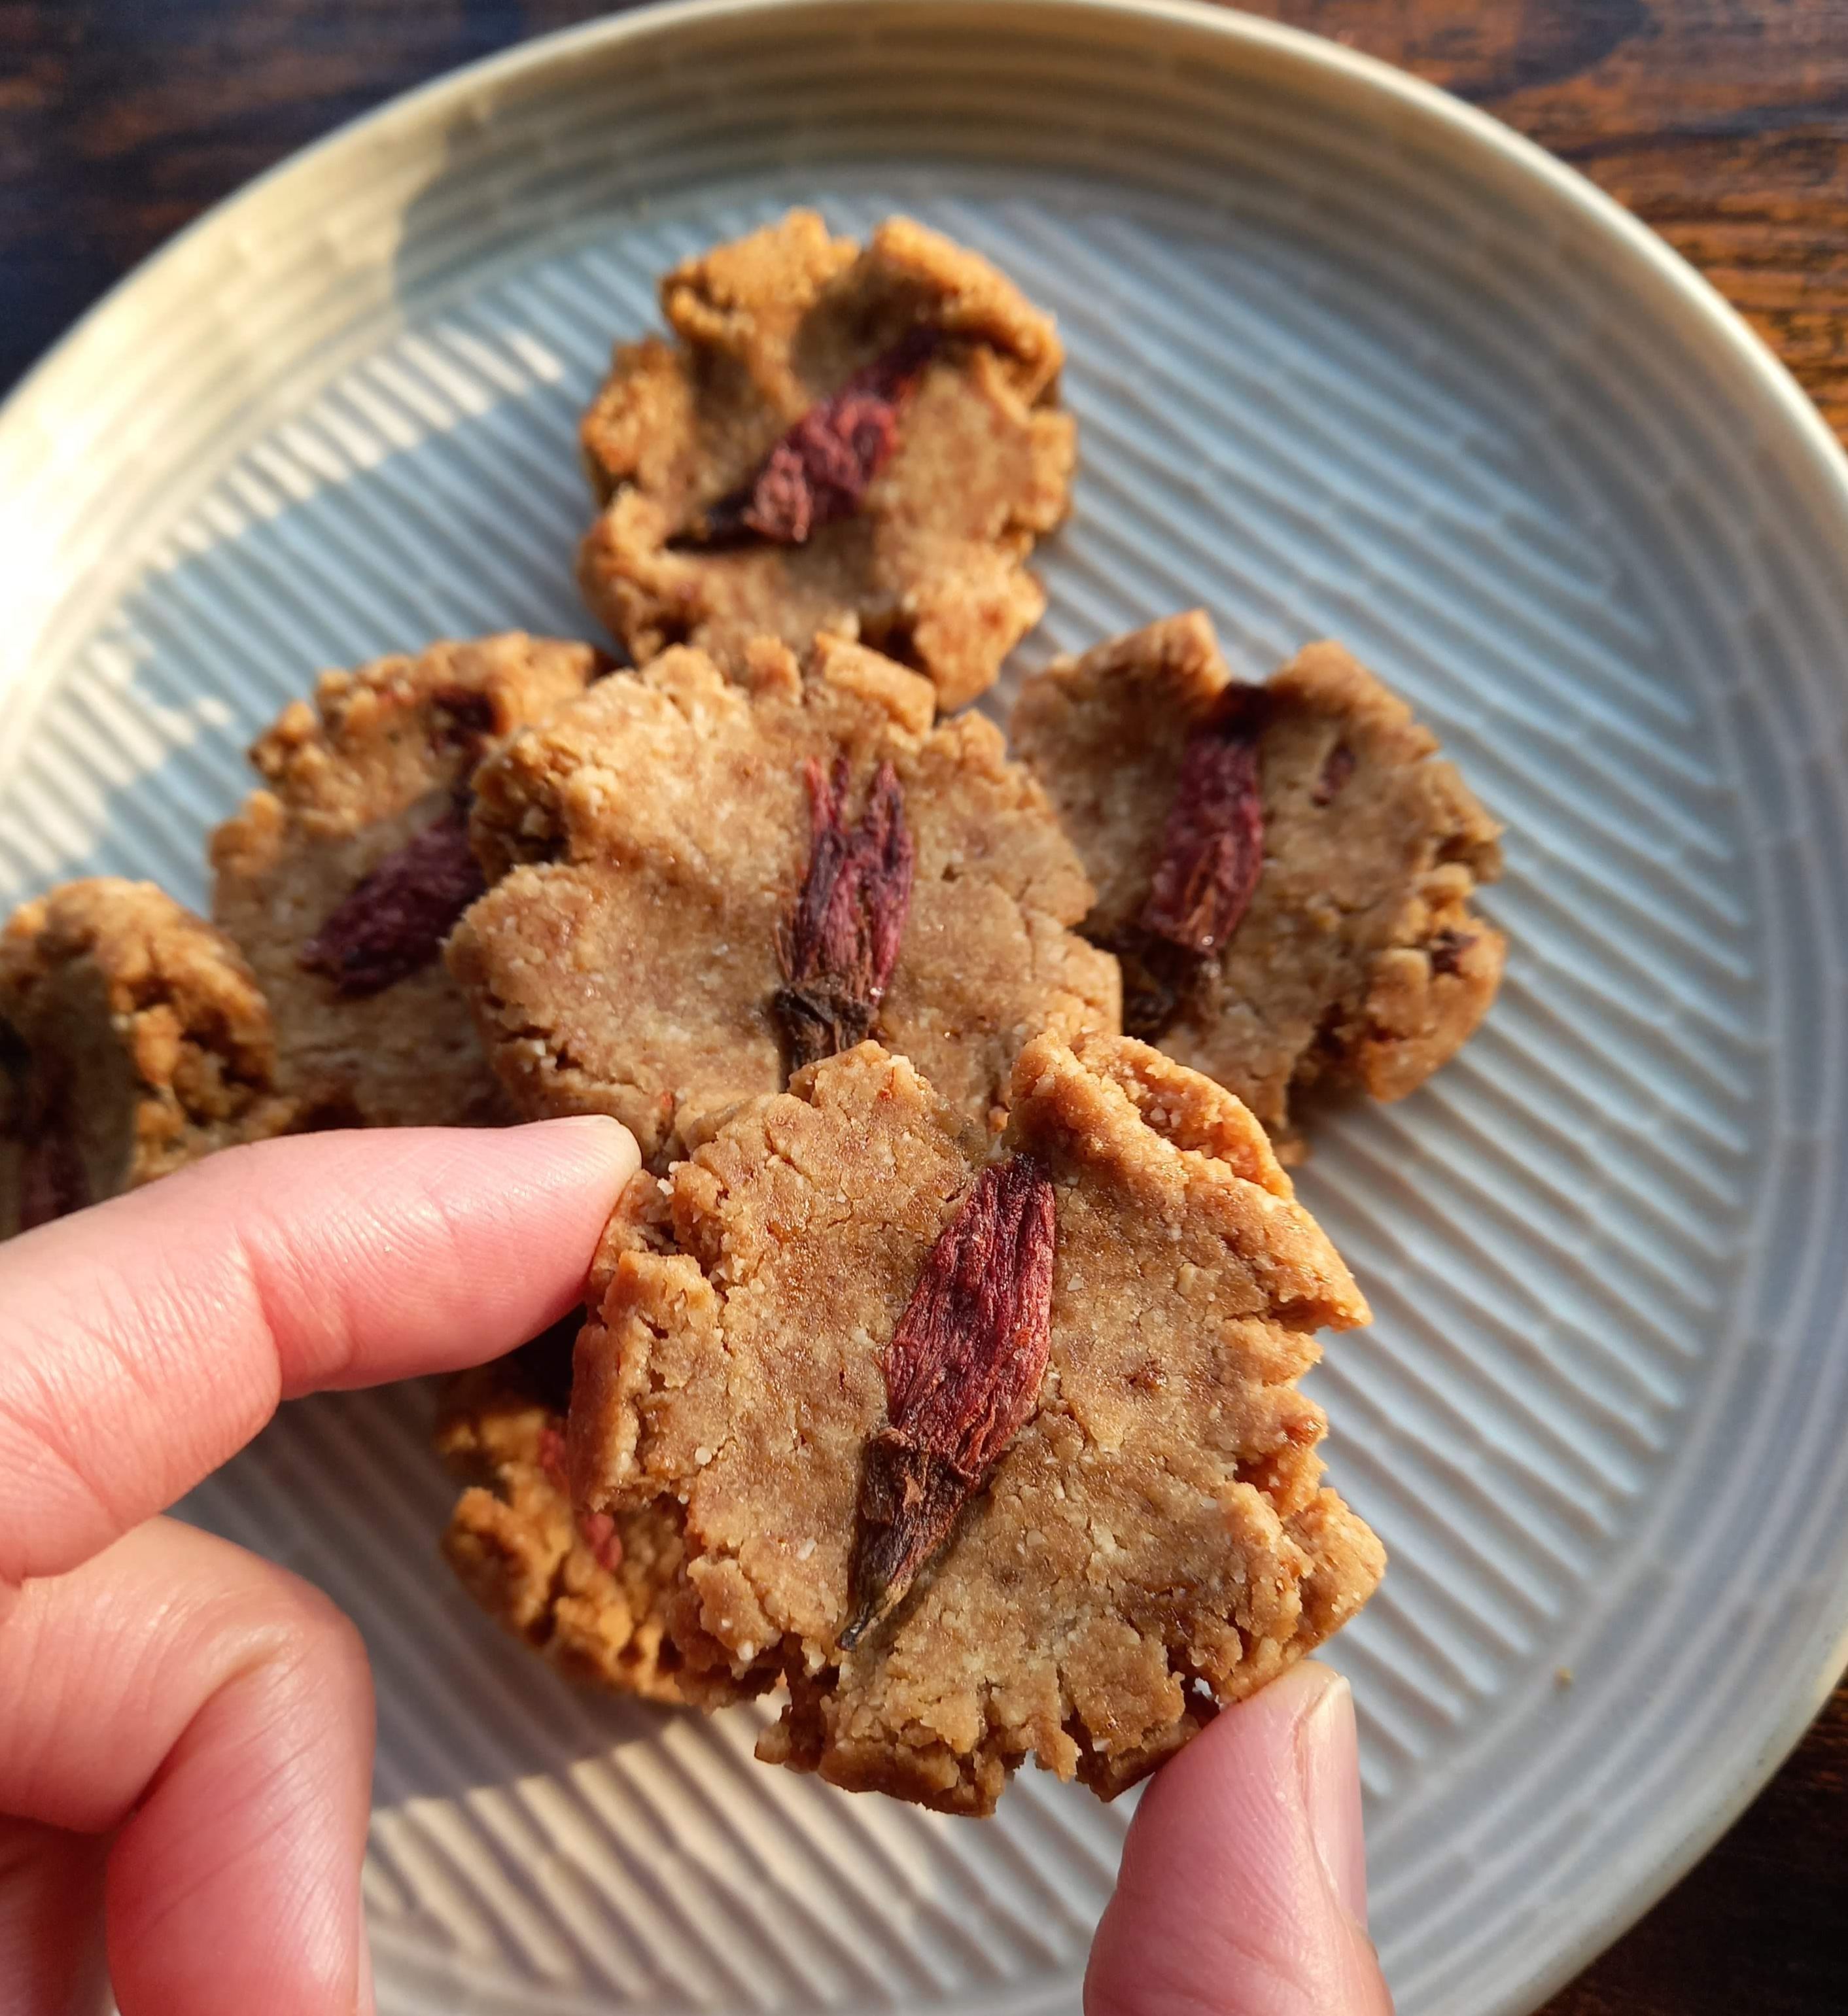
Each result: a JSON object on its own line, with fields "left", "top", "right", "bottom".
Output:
{"left": 447, "top": 631, "right": 1120, "bottom": 1166}
{"left": 570, "top": 1033, "right": 1382, "bottom": 1816}
{"left": 211, "top": 633, "right": 607, "bottom": 1128}
{"left": 1012, "top": 612, "right": 1507, "bottom": 1158}
{"left": 578, "top": 209, "right": 1075, "bottom": 712}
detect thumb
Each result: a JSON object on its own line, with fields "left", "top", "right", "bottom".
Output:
{"left": 1085, "top": 1661, "right": 1393, "bottom": 2016}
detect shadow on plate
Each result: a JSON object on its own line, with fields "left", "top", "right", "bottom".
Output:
{"left": 180, "top": 1377, "right": 689, "bottom": 1806}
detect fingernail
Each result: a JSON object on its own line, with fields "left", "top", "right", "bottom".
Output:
{"left": 1293, "top": 1665, "right": 1369, "bottom": 1928}
{"left": 543, "top": 1113, "right": 634, "bottom": 1145}
{"left": 534, "top": 1113, "right": 640, "bottom": 1176}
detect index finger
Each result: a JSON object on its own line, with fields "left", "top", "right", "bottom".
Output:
{"left": 0, "top": 1117, "right": 636, "bottom": 1587}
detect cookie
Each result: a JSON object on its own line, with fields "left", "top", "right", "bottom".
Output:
{"left": 1012, "top": 613, "right": 1506, "bottom": 1157}
{"left": 577, "top": 209, "right": 1075, "bottom": 712}
{"left": 570, "top": 1032, "right": 1382, "bottom": 1815}
{"left": 0, "top": 878, "right": 292, "bottom": 1238}
{"left": 435, "top": 1327, "right": 722, "bottom": 1705}
{"left": 447, "top": 633, "right": 1119, "bottom": 1166}
{"left": 211, "top": 634, "right": 608, "bottom": 1128}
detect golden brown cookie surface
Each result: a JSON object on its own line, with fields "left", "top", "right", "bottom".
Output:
{"left": 578, "top": 210, "right": 1075, "bottom": 712}
{"left": 0, "top": 877, "right": 292, "bottom": 1238}
{"left": 1012, "top": 613, "right": 1505, "bottom": 1157}
{"left": 447, "top": 633, "right": 1118, "bottom": 1166}
{"left": 570, "top": 1034, "right": 1381, "bottom": 1815}
{"left": 210, "top": 633, "right": 606, "bottom": 1128}
{"left": 436, "top": 1330, "right": 734, "bottom": 1705}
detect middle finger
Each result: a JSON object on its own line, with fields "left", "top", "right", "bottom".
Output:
{"left": 0, "top": 1516, "right": 374, "bottom": 2016}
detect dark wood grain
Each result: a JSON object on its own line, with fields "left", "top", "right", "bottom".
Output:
{"left": 3, "top": 3, "right": 1847, "bottom": 2009}
{"left": 1239, "top": 0, "right": 1848, "bottom": 441}
{"left": 0, "top": 0, "right": 622, "bottom": 391}
{"left": 1537, "top": 1683, "right": 1848, "bottom": 2015}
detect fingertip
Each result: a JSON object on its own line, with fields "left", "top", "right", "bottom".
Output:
{"left": 385, "top": 1114, "right": 639, "bottom": 1234}
{"left": 4, "top": 1523, "right": 378, "bottom": 2016}
{"left": 222, "top": 1119, "right": 638, "bottom": 1391}
{"left": 1293, "top": 1665, "right": 1367, "bottom": 1926}
{"left": 1116, "top": 1659, "right": 1345, "bottom": 1862}
{"left": 0, "top": 1117, "right": 646, "bottom": 1585}
{"left": 515, "top": 1113, "right": 642, "bottom": 1191}
{"left": 1086, "top": 1661, "right": 1392, "bottom": 2016}
{"left": 532, "top": 1111, "right": 640, "bottom": 1152}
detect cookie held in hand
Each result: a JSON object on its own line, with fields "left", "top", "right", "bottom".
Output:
{"left": 436, "top": 1329, "right": 742, "bottom": 1706}
{"left": 570, "top": 1032, "right": 1382, "bottom": 1816}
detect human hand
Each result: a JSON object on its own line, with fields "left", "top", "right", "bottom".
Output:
{"left": 1085, "top": 1661, "right": 1395, "bottom": 2015}
{"left": 0, "top": 1117, "right": 638, "bottom": 2016}
{"left": 1, "top": 1117, "right": 1389, "bottom": 2016}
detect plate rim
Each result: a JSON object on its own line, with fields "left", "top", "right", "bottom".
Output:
{"left": 7, "top": 4, "right": 1848, "bottom": 2011}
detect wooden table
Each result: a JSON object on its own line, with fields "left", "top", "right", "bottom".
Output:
{"left": 4, "top": 3, "right": 1846, "bottom": 2008}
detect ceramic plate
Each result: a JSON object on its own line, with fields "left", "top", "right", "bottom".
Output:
{"left": 5, "top": 4, "right": 1848, "bottom": 2012}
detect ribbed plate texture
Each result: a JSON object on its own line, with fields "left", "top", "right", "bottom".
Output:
{"left": 5, "top": 7, "right": 1848, "bottom": 2015}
